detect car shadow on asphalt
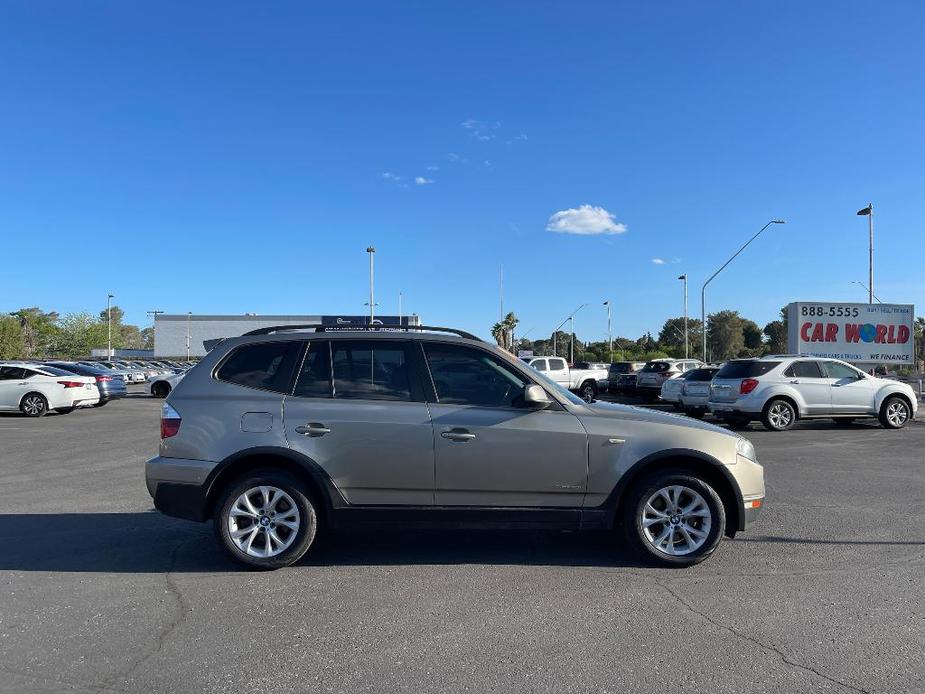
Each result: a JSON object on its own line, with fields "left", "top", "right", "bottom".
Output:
{"left": 0, "top": 511, "right": 655, "bottom": 573}
{"left": 1, "top": 511, "right": 921, "bottom": 574}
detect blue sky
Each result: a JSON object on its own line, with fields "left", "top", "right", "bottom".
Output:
{"left": 2, "top": 1, "right": 923, "bottom": 342}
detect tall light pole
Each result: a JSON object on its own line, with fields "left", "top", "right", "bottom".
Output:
{"left": 107, "top": 293, "right": 114, "bottom": 358}
{"left": 701, "top": 220, "right": 785, "bottom": 362}
{"left": 365, "top": 247, "right": 376, "bottom": 324}
{"left": 570, "top": 303, "right": 588, "bottom": 364}
{"left": 603, "top": 300, "right": 612, "bottom": 362}
{"left": 678, "top": 274, "right": 689, "bottom": 359}
{"left": 186, "top": 312, "right": 192, "bottom": 361}
{"left": 857, "top": 203, "right": 874, "bottom": 304}
{"left": 398, "top": 291, "right": 403, "bottom": 326}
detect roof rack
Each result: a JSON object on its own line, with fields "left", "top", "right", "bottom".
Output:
{"left": 242, "top": 323, "right": 483, "bottom": 341}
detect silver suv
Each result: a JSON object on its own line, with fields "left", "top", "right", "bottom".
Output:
{"left": 708, "top": 355, "right": 917, "bottom": 431}
{"left": 145, "top": 325, "right": 765, "bottom": 569}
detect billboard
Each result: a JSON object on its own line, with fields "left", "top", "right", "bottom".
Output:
{"left": 787, "top": 302, "right": 915, "bottom": 364}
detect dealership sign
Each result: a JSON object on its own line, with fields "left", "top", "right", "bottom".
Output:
{"left": 787, "top": 302, "right": 915, "bottom": 364}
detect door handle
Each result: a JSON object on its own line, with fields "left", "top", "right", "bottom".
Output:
{"left": 789, "top": 380, "right": 800, "bottom": 384}
{"left": 441, "top": 429, "right": 476, "bottom": 442}
{"left": 294, "top": 423, "right": 331, "bottom": 437}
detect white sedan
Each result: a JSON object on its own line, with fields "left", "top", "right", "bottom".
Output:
{"left": 0, "top": 363, "right": 100, "bottom": 416}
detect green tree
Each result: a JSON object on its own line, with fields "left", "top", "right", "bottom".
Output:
{"left": 742, "top": 319, "right": 763, "bottom": 353}
{"left": 657, "top": 316, "right": 703, "bottom": 357}
{"left": 141, "top": 326, "right": 155, "bottom": 350}
{"left": 12, "top": 307, "right": 60, "bottom": 358}
{"left": 0, "top": 315, "right": 25, "bottom": 359}
{"left": 57, "top": 313, "right": 109, "bottom": 358}
{"left": 707, "top": 310, "right": 746, "bottom": 361}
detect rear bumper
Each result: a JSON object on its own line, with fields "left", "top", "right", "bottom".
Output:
{"left": 707, "top": 401, "right": 762, "bottom": 418}
{"left": 146, "top": 455, "right": 218, "bottom": 522}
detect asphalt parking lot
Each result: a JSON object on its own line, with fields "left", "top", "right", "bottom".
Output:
{"left": 0, "top": 390, "right": 922, "bottom": 694}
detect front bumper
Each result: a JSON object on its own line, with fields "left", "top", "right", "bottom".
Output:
{"left": 742, "top": 496, "right": 764, "bottom": 529}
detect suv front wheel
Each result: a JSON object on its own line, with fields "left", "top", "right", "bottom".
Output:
{"left": 215, "top": 469, "right": 318, "bottom": 569}
{"left": 879, "top": 395, "right": 910, "bottom": 429}
{"left": 623, "top": 469, "right": 726, "bottom": 567}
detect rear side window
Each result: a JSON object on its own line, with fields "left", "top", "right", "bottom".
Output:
{"left": 331, "top": 341, "right": 411, "bottom": 401}
{"left": 785, "top": 361, "right": 824, "bottom": 378}
{"left": 216, "top": 341, "right": 301, "bottom": 393}
{"left": 0, "top": 366, "right": 25, "bottom": 380}
{"left": 715, "top": 361, "right": 780, "bottom": 379}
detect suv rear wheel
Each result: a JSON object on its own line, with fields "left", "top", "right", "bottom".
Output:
{"left": 762, "top": 398, "right": 796, "bottom": 431}
{"left": 622, "top": 469, "right": 726, "bottom": 567}
{"left": 579, "top": 380, "right": 597, "bottom": 402}
{"left": 215, "top": 469, "right": 318, "bottom": 569}
{"left": 879, "top": 395, "right": 910, "bottom": 429}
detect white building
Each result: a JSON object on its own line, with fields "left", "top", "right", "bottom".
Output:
{"left": 153, "top": 314, "right": 420, "bottom": 358}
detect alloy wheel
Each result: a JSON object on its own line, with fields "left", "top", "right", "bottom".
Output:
{"left": 767, "top": 402, "right": 793, "bottom": 429}
{"left": 22, "top": 395, "right": 45, "bottom": 416}
{"left": 886, "top": 401, "right": 908, "bottom": 427}
{"left": 641, "top": 485, "right": 712, "bottom": 556}
{"left": 227, "top": 485, "right": 300, "bottom": 558}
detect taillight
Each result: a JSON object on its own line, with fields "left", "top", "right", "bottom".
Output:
{"left": 740, "top": 378, "right": 759, "bottom": 395}
{"left": 57, "top": 380, "right": 85, "bottom": 388}
{"left": 95, "top": 375, "right": 113, "bottom": 382}
{"left": 161, "top": 403, "right": 182, "bottom": 439}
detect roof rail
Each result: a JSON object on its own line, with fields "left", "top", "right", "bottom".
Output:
{"left": 241, "top": 323, "right": 484, "bottom": 341}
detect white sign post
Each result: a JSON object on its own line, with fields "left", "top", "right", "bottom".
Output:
{"left": 787, "top": 302, "right": 915, "bottom": 365}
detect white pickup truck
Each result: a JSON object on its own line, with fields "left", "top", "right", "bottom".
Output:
{"left": 519, "top": 356, "right": 609, "bottom": 402}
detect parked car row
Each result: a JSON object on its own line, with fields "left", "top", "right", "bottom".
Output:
{"left": 519, "top": 356, "right": 608, "bottom": 401}
{"left": 645, "top": 355, "right": 917, "bottom": 431}
{"left": 0, "top": 358, "right": 197, "bottom": 416}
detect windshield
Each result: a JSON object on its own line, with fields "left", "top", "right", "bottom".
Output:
{"left": 641, "top": 361, "right": 671, "bottom": 373}
{"left": 684, "top": 368, "right": 719, "bottom": 381}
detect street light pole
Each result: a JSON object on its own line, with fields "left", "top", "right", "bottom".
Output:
{"left": 107, "top": 293, "right": 114, "bottom": 358}
{"left": 857, "top": 203, "right": 874, "bottom": 304}
{"left": 678, "top": 274, "right": 688, "bottom": 359}
{"left": 603, "top": 300, "right": 612, "bottom": 362}
{"left": 398, "top": 291, "right": 403, "bottom": 326}
{"left": 701, "top": 220, "right": 786, "bottom": 362}
{"left": 552, "top": 303, "right": 587, "bottom": 361}
{"left": 852, "top": 280, "right": 883, "bottom": 304}
{"left": 186, "top": 312, "right": 192, "bottom": 361}
{"left": 365, "top": 246, "right": 376, "bottom": 324}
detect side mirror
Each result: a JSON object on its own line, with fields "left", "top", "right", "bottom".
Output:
{"left": 524, "top": 384, "right": 553, "bottom": 408}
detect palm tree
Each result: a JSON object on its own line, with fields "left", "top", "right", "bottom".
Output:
{"left": 502, "top": 312, "right": 519, "bottom": 352}
{"left": 491, "top": 322, "right": 507, "bottom": 350}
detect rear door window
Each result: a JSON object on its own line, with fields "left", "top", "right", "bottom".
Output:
{"left": 292, "top": 341, "right": 331, "bottom": 398}
{"left": 548, "top": 358, "right": 567, "bottom": 371}
{"left": 785, "top": 361, "right": 824, "bottom": 378}
{"left": 331, "top": 340, "right": 412, "bottom": 401}
{"left": 531, "top": 359, "right": 547, "bottom": 371}
{"left": 216, "top": 341, "right": 301, "bottom": 393}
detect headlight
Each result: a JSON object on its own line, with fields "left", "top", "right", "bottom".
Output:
{"left": 736, "top": 437, "right": 757, "bottom": 462}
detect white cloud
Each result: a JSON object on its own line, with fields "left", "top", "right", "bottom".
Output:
{"left": 651, "top": 257, "right": 666, "bottom": 265}
{"left": 381, "top": 172, "right": 401, "bottom": 181}
{"left": 426, "top": 164, "right": 439, "bottom": 171}
{"left": 652, "top": 257, "right": 680, "bottom": 265}
{"left": 546, "top": 205, "right": 627, "bottom": 236}
{"left": 414, "top": 176, "right": 434, "bottom": 185}
{"left": 460, "top": 119, "right": 500, "bottom": 141}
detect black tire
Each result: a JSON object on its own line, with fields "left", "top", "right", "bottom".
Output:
{"left": 56, "top": 407, "right": 75, "bottom": 415}
{"left": 93, "top": 400, "right": 109, "bottom": 408}
{"left": 879, "top": 395, "right": 911, "bottom": 429}
{"left": 579, "top": 381, "right": 597, "bottom": 402}
{"left": 684, "top": 408, "right": 705, "bottom": 419}
{"left": 833, "top": 417, "right": 855, "bottom": 426}
{"left": 151, "top": 382, "right": 171, "bottom": 399}
{"left": 761, "top": 398, "right": 797, "bottom": 431}
{"left": 214, "top": 469, "right": 318, "bottom": 570}
{"left": 622, "top": 468, "right": 726, "bottom": 567}
{"left": 20, "top": 393, "right": 48, "bottom": 417}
